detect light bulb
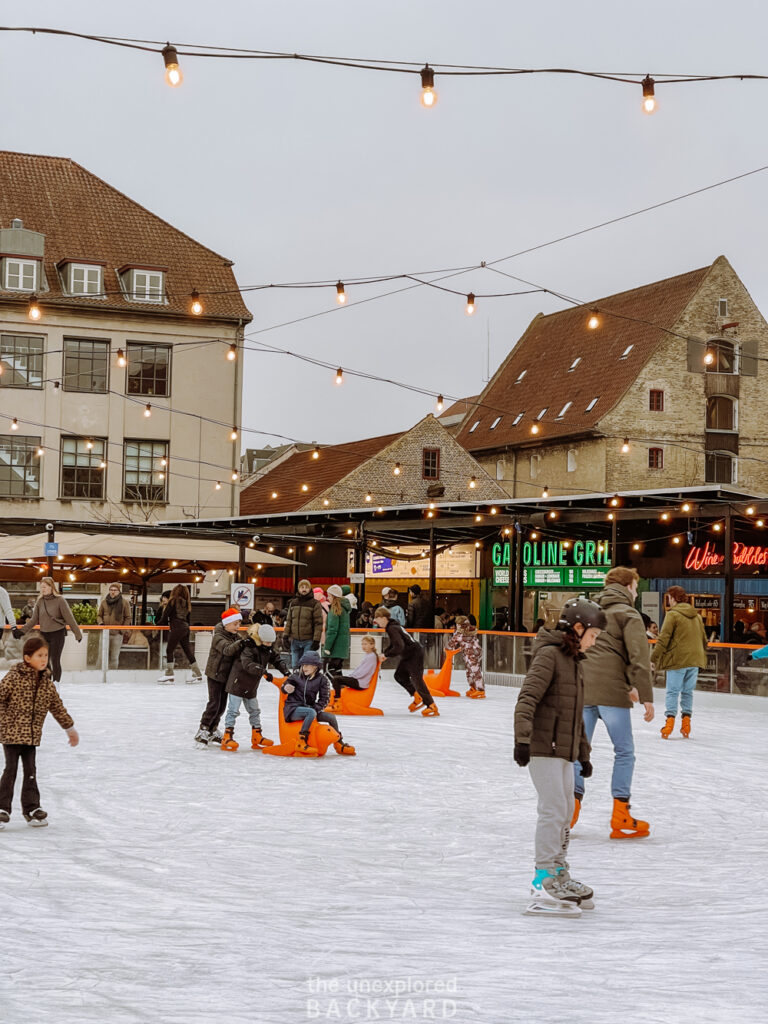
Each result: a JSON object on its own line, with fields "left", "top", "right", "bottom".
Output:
{"left": 541, "top": 487, "right": 549, "bottom": 499}
{"left": 490, "top": 507, "right": 497, "bottom": 515}
{"left": 377, "top": 506, "right": 384, "bottom": 513}
{"left": 672, "top": 536, "right": 681, "bottom": 545}
{"left": 758, "top": 520, "right": 765, "bottom": 528}
{"left": 607, "top": 513, "right": 614, "bottom": 521}
{"left": 215, "top": 481, "right": 221, "bottom": 490}
{"left": 746, "top": 506, "right": 755, "bottom": 516}
{"left": 99, "top": 460, "right": 106, "bottom": 469}
{"left": 469, "top": 476, "right": 477, "bottom": 489}
{"left": 530, "top": 531, "right": 538, "bottom": 540}
{"left": 336, "top": 281, "right": 346, "bottom": 305}
{"left": 365, "top": 493, "right": 372, "bottom": 502}
{"left": 231, "top": 472, "right": 238, "bottom": 481}
{"left": 116, "top": 348, "right": 127, "bottom": 367}
{"left": 144, "top": 404, "right": 151, "bottom": 417}
{"left": 268, "top": 546, "right": 274, "bottom": 553}
{"left": 393, "top": 463, "right": 401, "bottom": 476}
{"left": 530, "top": 424, "right": 540, "bottom": 435}
{"left": 312, "top": 446, "right": 320, "bottom": 459}
{"left": 641, "top": 75, "right": 656, "bottom": 114}
{"left": 661, "top": 512, "right": 670, "bottom": 521}
{"left": 621, "top": 439, "right": 630, "bottom": 453}
{"left": 681, "top": 503, "right": 691, "bottom": 513}
{"left": 307, "top": 545, "right": 314, "bottom": 553}
{"left": 230, "top": 428, "right": 238, "bottom": 441}
{"left": 323, "top": 498, "right": 330, "bottom": 506}
{"left": 162, "top": 44, "right": 183, "bottom": 87}
{"left": 36, "top": 447, "right": 44, "bottom": 456}
{"left": 301, "top": 483, "right": 309, "bottom": 492}
{"left": 85, "top": 440, "right": 93, "bottom": 450}
{"left": 158, "top": 472, "right": 165, "bottom": 481}
{"left": 160, "top": 457, "right": 168, "bottom": 467}
{"left": 713, "top": 523, "right": 722, "bottom": 532}
{"left": 436, "top": 394, "right": 444, "bottom": 413}
{"left": 610, "top": 496, "right": 619, "bottom": 507}
{"left": 227, "top": 344, "right": 237, "bottom": 361}
{"left": 271, "top": 491, "right": 278, "bottom": 499}
{"left": 27, "top": 296, "right": 41, "bottom": 321}
{"left": 704, "top": 351, "right": 715, "bottom": 366}
{"left": 10, "top": 418, "right": 18, "bottom": 431}
{"left": 587, "top": 311, "right": 600, "bottom": 330}
{"left": 335, "top": 367, "right": 343, "bottom": 385}
{"left": 465, "top": 293, "right": 476, "bottom": 316}
{"left": 549, "top": 511, "right": 558, "bottom": 520}
{"left": 632, "top": 543, "right": 641, "bottom": 551}
{"left": 475, "top": 514, "right": 482, "bottom": 523}
{"left": 420, "top": 65, "right": 437, "bottom": 107}
{"left": 563, "top": 541, "right": 571, "bottom": 549}
{"left": 190, "top": 290, "right": 203, "bottom": 316}
{"left": 427, "top": 511, "right": 434, "bottom": 518}
{"left": 171, "top": 561, "right": 178, "bottom": 568}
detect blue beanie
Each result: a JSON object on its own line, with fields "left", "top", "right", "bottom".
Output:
{"left": 298, "top": 651, "right": 322, "bottom": 667}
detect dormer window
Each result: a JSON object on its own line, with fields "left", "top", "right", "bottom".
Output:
{"left": 58, "top": 260, "right": 104, "bottom": 296}
{"left": 4, "top": 258, "right": 38, "bottom": 292}
{"left": 119, "top": 266, "right": 166, "bottom": 303}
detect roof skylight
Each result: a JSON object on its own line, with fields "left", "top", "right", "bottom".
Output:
{"left": 568, "top": 357, "right": 581, "bottom": 372}
{"left": 515, "top": 370, "right": 527, "bottom": 383}
{"left": 490, "top": 416, "right": 502, "bottom": 429}
{"left": 556, "top": 401, "right": 572, "bottom": 420}
{"left": 585, "top": 396, "right": 599, "bottom": 412}
{"left": 468, "top": 420, "right": 480, "bottom": 433}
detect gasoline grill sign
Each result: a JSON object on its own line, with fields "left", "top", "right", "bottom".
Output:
{"left": 491, "top": 540, "right": 612, "bottom": 569}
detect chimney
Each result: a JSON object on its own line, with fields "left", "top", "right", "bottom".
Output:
{"left": 11, "top": 218, "right": 23, "bottom": 229}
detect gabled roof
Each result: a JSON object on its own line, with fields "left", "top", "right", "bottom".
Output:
{"left": 239, "top": 433, "right": 401, "bottom": 515}
{"left": 456, "top": 263, "right": 713, "bottom": 452}
{"left": 0, "top": 151, "right": 251, "bottom": 322}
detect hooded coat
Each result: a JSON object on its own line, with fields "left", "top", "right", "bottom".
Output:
{"left": 281, "top": 668, "right": 331, "bottom": 717}
{"left": 226, "top": 637, "right": 290, "bottom": 699}
{"left": 650, "top": 603, "right": 708, "bottom": 671}
{"left": 0, "top": 661, "right": 74, "bottom": 745}
{"left": 323, "top": 598, "right": 351, "bottom": 660}
{"left": 514, "top": 629, "right": 590, "bottom": 762}
{"left": 205, "top": 623, "right": 246, "bottom": 683}
{"left": 405, "top": 593, "right": 433, "bottom": 629}
{"left": 581, "top": 583, "right": 653, "bottom": 707}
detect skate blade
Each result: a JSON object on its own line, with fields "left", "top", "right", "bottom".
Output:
{"left": 578, "top": 898, "right": 595, "bottom": 910}
{"left": 27, "top": 820, "right": 49, "bottom": 828}
{"left": 292, "top": 751, "right": 319, "bottom": 758}
{"left": 524, "top": 900, "right": 581, "bottom": 918}
{"left": 609, "top": 830, "right": 650, "bottom": 839}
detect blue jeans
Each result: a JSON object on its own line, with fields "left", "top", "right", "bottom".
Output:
{"left": 285, "top": 705, "right": 339, "bottom": 735}
{"left": 664, "top": 667, "right": 698, "bottom": 716}
{"left": 224, "top": 693, "right": 262, "bottom": 730}
{"left": 573, "top": 705, "right": 635, "bottom": 800}
{"left": 290, "top": 639, "right": 315, "bottom": 669}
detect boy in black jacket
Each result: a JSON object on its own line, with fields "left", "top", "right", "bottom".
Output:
{"left": 282, "top": 651, "right": 355, "bottom": 756}
{"left": 373, "top": 606, "right": 438, "bottom": 716}
{"left": 220, "top": 624, "right": 289, "bottom": 750}
{"left": 195, "top": 608, "right": 246, "bottom": 746}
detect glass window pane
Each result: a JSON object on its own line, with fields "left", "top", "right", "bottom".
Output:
{"left": 0, "top": 434, "right": 41, "bottom": 497}
{"left": 0, "top": 335, "right": 44, "bottom": 388}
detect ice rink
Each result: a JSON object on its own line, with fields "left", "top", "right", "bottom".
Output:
{"left": 2, "top": 674, "right": 766, "bottom": 1024}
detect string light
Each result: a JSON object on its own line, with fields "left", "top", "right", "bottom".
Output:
{"left": 475, "top": 514, "right": 482, "bottom": 523}
{"left": 530, "top": 531, "right": 539, "bottom": 539}
{"left": 607, "top": 512, "right": 614, "bottom": 521}
{"left": 271, "top": 491, "right": 278, "bottom": 499}
{"left": 530, "top": 424, "right": 540, "bottom": 435}
{"left": 541, "top": 486, "right": 549, "bottom": 499}
{"left": 757, "top": 519, "right": 765, "bottom": 528}
{"left": 632, "top": 542, "right": 641, "bottom": 551}
{"left": 307, "top": 545, "right": 314, "bottom": 552}
{"left": 393, "top": 463, "right": 401, "bottom": 476}
{"left": 190, "top": 290, "right": 204, "bottom": 316}
{"left": 641, "top": 75, "right": 656, "bottom": 114}
{"left": 681, "top": 502, "right": 691, "bottom": 513}
{"left": 323, "top": 498, "right": 330, "bottom": 506}
{"left": 587, "top": 309, "right": 600, "bottom": 330}
{"left": 609, "top": 495, "right": 620, "bottom": 507}
{"left": 475, "top": 541, "right": 482, "bottom": 549}
{"left": 27, "top": 296, "right": 41, "bottom": 321}
{"left": 312, "top": 446, "right": 320, "bottom": 459}
{"left": 563, "top": 541, "right": 571, "bottom": 549}
{"left": 713, "top": 522, "right": 722, "bottom": 532}
{"left": 548, "top": 511, "right": 558, "bottom": 520}
{"left": 621, "top": 438, "right": 630, "bottom": 453}
{"left": 469, "top": 476, "right": 477, "bottom": 489}
{"left": 248, "top": 541, "right": 255, "bottom": 548}
{"left": 336, "top": 281, "right": 346, "bottom": 305}
{"left": 144, "top": 404, "right": 151, "bottom": 417}
{"left": 215, "top": 481, "right": 222, "bottom": 490}
{"left": 672, "top": 536, "right": 681, "bottom": 545}
{"left": 85, "top": 557, "right": 92, "bottom": 564}
{"left": 377, "top": 506, "right": 384, "bottom": 513}
{"left": 746, "top": 506, "right": 756, "bottom": 516}
{"left": 10, "top": 418, "right": 18, "bottom": 431}
{"left": 99, "top": 460, "right": 106, "bottom": 469}
{"left": 122, "top": 567, "right": 128, "bottom": 574}
{"left": 36, "top": 446, "right": 44, "bottom": 456}
{"left": 162, "top": 43, "right": 183, "bottom": 87}
{"left": 288, "top": 548, "right": 294, "bottom": 554}
{"left": 436, "top": 395, "right": 444, "bottom": 413}
{"left": 158, "top": 472, "right": 165, "bottom": 481}
{"left": 704, "top": 350, "right": 715, "bottom": 366}
{"left": 230, "top": 427, "right": 238, "bottom": 441}
{"left": 490, "top": 506, "right": 497, "bottom": 515}
{"left": 227, "top": 344, "right": 237, "bottom": 361}
{"left": 427, "top": 510, "right": 434, "bottom": 518}
{"left": 231, "top": 471, "right": 239, "bottom": 481}
{"left": 116, "top": 348, "right": 127, "bottom": 367}
{"left": 661, "top": 512, "right": 670, "bottom": 521}
{"left": 301, "top": 483, "right": 309, "bottom": 492}
{"left": 85, "top": 440, "right": 93, "bottom": 450}
{"left": 420, "top": 64, "right": 436, "bottom": 107}
{"left": 68, "top": 573, "right": 76, "bottom": 582}
{"left": 365, "top": 492, "right": 372, "bottom": 502}
{"left": 465, "top": 292, "right": 476, "bottom": 316}
{"left": 335, "top": 367, "right": 344, "bottom": 385}
{"left": 268, "top": 546, "right": 274, "bottom": 553}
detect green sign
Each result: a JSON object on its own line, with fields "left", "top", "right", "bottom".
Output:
{"left": 492, "top": 565, "right": 608, "bottom": 588}
{"left": 492, "top": 540, "right": 612, "bottom": 570}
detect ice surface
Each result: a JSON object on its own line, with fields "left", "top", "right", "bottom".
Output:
{"left": 2, "top": 675, "right": 766, "bottom": 1024}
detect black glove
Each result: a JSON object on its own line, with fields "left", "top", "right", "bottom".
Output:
{"left": 12, "top": 627, "right": 22, "bottom": 639}
{"left": 309, "top": 641, "right": 320, "bottom": 651}
{"left": 513, "top": 743, "right": 530, "bottom": 767}
{"left": 263, "top": 672, "right": 274, "bottom": 683}
{"left": 579, "top": 760, "right": 593, "bottom": 779}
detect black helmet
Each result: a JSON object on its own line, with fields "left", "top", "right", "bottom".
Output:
{"left": 557, "top": 597, "right": 606, "bottom": 632}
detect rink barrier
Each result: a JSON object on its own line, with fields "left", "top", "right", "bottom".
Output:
{"left": 2, "top": 625, "right": 766, "bottom": 696}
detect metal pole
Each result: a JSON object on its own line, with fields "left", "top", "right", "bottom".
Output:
{"left": 428, "top": 525, "right": 437, "bottom": 621}
{"left": 611, "top": 513, "right": 618, "bottom": 571}
{"left": 724, "top": 511, "right": 734, "bottom": 642}
{"left": 515, "top": 528, "right": 524, "bottom": 630}
{"left": 238, "top": 540, "right": 247, "bottom": 584}
{"left": 47, "top": 524, "right": 55, "bottom": 577}
{"left": 140, "top": 580, "right": 148, "bottom": 625}
{"left": 506, "top": 531, "right": 515, "bottom": 632}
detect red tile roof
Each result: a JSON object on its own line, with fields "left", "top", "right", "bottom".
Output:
{"left": 0, "top": 151, "right": 251, "bottom": 322}
{"left": 239, "top": 433, "right": 401, "bottom": 514}
{"left": 457, "top": 264, "right": 712, "bottom": 452}
{"left": 438, "top": 395, "right": 480, "bottom": 420}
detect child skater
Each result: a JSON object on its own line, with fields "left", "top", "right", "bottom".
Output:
{"left": 220, "top": 624, "right": 289, "bottom": 751}
{"left": 327, "top": 634, "right": 382, "bottom": 710}
{"left": 513, "top": 598, "right": 605, "bottom": 917}
{"left": 373, "top": 606, "right": 438, "bottom": 716}
{"left": 282, "top": 651, "right": 356, "bottom": 756}
{"left": 447, "top": 615, "right": 486, "bottom": 698}
{"left": 0, "top": 636, "right": 79, "bottom": 829}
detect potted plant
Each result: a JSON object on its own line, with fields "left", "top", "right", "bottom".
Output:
{"left": 61, "top": 602, "right": 99, "bottom": 671}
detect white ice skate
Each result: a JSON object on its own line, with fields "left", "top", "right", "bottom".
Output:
{"left": 157, "top": 662, "right": 175, "bottom": 685}
{"left": 194, "top": 728, "right": 211, "bottom": 746}
{"left": 524, "top": 869, "right": 582, "bottom": 918}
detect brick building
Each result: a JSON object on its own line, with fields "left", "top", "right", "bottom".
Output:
{"left": 456, "top": 257, "right": 767, "bottom": 497}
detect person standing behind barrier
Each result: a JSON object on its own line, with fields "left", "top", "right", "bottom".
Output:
{"left": 323, "top": 585, "right": 351, "bottom": 675}
{"left": 447, "top": 616, "right": 486, "bottom": 698}
{"left": 156, "top": 584, "right": 202, "bottom": 684}
{"left": 15, "top": 577, "right": 82, "bottom": 685}
{"left": 381, "top": 587, "right": 405, "bottom": 626}
{"left": 0, "top": 584, "right": 15, "bottom": 636}
{"left": 373, "top": 606, "right": 439, "bottom": 717}
{"left": 651, "top": 586, "right": 708, "bottom": 740}
{"left": 282, "top": 579, "right": 323, "bottom": 669}
{"left": 97, "top": 583, "right": 132, "bottom": 670}
{"left": 405, "top": 584, "right": 433, "bottom": 629}
{"left": 572, "top": 566, "right": 655, "bottom": 839}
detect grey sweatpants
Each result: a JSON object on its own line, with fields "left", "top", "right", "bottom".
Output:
{"left": 529, "top": 757, "right": 574, "bottom": 872}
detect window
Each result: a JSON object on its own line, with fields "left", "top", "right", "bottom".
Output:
{"left": 131, "top": 271, "right": 164, "bottom": 302}
{"left": 60, "top": 437, "right": 106, "bottom": 499}
{"left": 568, "top": 357, "right": 581, "bottom": 372}
{"left": 706, "top": 396, "right": 736, "bottom": 431}
{"left": 567, "top": 449, "right": 577, "bottom": 473}
{"left": 706, "top": 453, "right": 734, "bottom": 484}
{"left": 4, "top": 259, "right": 37, "bottom": 291}
{"left": 705, "top": 340, "right": 736, "bottom": 374}
{"left": 422, "top": 448, "right": 440, "bottom": 480}
{"left": 63, "top": 338, "right": 109, "bottom": 392}
{"left": 490, "top": 416, "right": 502, "bottom": 430}
{"left": 620, "top": 345, "right": 634, "bottom": 359}
{"left": 536, "top": 407, "right": 548, "bottom": 420}
{"left": 124, "top": 439, "right": 168, "bottom": 503}
{"left": 718, "top": 299, "right": 729, "bottom": 317}
{"left": 556, "top": 401, "right": 572, "bottom": 420}
{"left": 648, "top": 447, "right": 664, "bottom": 470}
{"left": 585, "top": 396, "right": 599, "bottom": 412}
{"left": 515, "top": 370, "right": 527, "bottom": 383}
{"left": 468, "top": 420, "right": 480, "bottom": 433}
{"left": 0, "top": 334, "right": 44, "bottom": 388}
{"left": 0, "top": 434, "right": 41, "bottom": 497}
{"left": 649, "top": 389, "right": 664, "bottom": 411}
{"left": 69, "top": 264, "right": 102, "bottom": 296}
{"left": 529, "top": 455, "right": 540, "bottom": 479}
{"left": 512, "top": 411, "right": 525, "bottom": 426}
{"left": 126, "top": 343, "right": 171, "bottom": 396}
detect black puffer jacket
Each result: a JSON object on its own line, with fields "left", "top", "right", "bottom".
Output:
{"left": 226, "top": 639, "right": 290, "bottom": 699}
{"left": 514, "top": 628, "right": 590, "bottom": 762}
{"left": 282, "top": 593, "right": 323, "bottom": 644}
{"left": 205, "top": 623, "right": 246, "bottom": 683}
{"left": 405, "top": 594, "right": 433, "bottom": 629}
{"left": 281, "top": 669, "right": 331, "bottom": 717}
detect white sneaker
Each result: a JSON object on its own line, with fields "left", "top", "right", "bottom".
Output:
{"left": 0, "top": 810, "right": 9, "bottom": 830}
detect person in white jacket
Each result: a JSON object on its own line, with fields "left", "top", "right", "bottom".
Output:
{"left": 0, "top": 586, "right": 15, "bottom": 632}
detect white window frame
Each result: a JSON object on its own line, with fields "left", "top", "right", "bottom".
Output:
{"left": 490, "top": 416, "right": 502, "bottom": 430}
{"left": 468, "top": 420, "right": 480, "bottom": 433}
{"left": 512, "top": 411, "right": 525, "bottom": 426}
{"left": 567, "top": 449, "right": 577, "bottom": 473}
{"left": 515, "top": 370, "right": 527, "bottom": 383}
{"left": 620, "top": 344, "right": 634, "bottom": 359}
{"left": 4, "top": 258, "right": 37, "bottom": 292}
{"left": 69, "top": 263, "right": 103, "bottom": 296}
{"left": 568, "top": 357, "right": 581, "bottom": 372}
{"left": 585, "top": 396, "right": 599, "bottom": 412}
{"left": 556, "top": 401, "right": 572, "bottom": 421}
{"left": 130, "top": 270, "right": 164, "bottom": 303}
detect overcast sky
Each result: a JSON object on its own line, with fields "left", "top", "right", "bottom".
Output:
{"left": 4, "top": 1, "right": 768, "bottom": 448}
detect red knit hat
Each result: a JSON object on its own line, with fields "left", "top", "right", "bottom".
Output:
{"left": 221, "top": 607, "right": 242, "bottom": 626}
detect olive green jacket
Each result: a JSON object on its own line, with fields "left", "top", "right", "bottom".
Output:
{"left": 651, "top": 603, "right": 708, "bottom": 670}
{"left": 582, "top": 584, "right": 654, "bottom": 707}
